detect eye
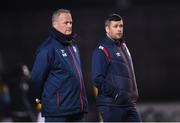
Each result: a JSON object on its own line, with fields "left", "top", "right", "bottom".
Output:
{"left": 64, "top": 21, "right": 68, "bottom": 25}
{"left": 64, "top": 21, "right": 72, "bottom": 25}
{"left": 113, "top": 25, "right": 118, "bottom": 28}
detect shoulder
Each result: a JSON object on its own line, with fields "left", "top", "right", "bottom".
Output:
{"left": 36, "top": 37, "right": 56, "bottom": 55}
{"left": 93, "top": 38, "right": 109, "bottom": 51}
{"left": 93, "top": 41, "right": 108, "bottom": 58}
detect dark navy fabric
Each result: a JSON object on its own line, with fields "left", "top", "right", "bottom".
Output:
{"left": 92, "top": 36, "right": 139, "bottom": 107}
{"left": 45, "top": 113, "right": 85, "bottom": 122}
{"left": 98, "top": 106, "right": 141, "bottom": 122}
{"left": 31, "top": 28, "right": 88, "bottom": 117}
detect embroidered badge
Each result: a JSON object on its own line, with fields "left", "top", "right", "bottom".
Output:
{"left": 116, "top": 52, "right": 121, "bottom": 56}
{"left": 61, "top": 49, "right": 67, "bottom": 57}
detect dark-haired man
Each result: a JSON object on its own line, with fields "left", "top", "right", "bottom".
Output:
{"left": 91, "top": 14, "right": 141, "bottom": 122}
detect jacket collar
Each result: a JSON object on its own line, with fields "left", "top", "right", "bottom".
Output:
{"left": 103, "top": 35, "right": 125, "bottom": 47}
{"left": 50, "top": 27, "right": 77, "bottom": 45}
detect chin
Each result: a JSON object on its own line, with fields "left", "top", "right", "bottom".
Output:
{"left": 66, "top": 32, "right": 72, "bottom": 35}
{"left": 115, "top": 37, "right": 122, "bottom": 40}
{"left": 117, "top": 36, "right": 123, "bottom": 40}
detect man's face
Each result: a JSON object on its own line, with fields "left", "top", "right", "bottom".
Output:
{"left": 106, "top": 20, "right": 123, "bottom": 40}
{"left": 53, "top": 13, "right": 72, "bottom": 35}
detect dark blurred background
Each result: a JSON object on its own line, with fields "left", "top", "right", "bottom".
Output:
{"left": 0, "top": 0, "right": 180, "bottom": 121}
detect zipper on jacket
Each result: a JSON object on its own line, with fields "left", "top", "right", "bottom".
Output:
{"left": 68, "top": 46, "right": 83, "bottom": 112}
{"left": 120, "top": 45, "right": 138, "bottom": 103}
{"left": 118, "top": 45, "right": 135, "bottom": 95}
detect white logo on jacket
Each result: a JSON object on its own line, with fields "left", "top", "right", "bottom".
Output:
{"left": 61, "top": 49, "right": 67, "bottom": 57}
{"left": 99, "top": 45, "right": 104, "bottom": 50}
{"left": 116, "top": 52, "right": 121, "bottom": 56}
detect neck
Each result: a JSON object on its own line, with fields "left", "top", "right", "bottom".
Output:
{"left": 106, "top": 34, "right": 123, "bottom": 44}
{"left": 51, "top": 27, "right": 76, "bottom": 45}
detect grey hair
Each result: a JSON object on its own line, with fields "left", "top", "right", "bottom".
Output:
{"left": 52, "top": 9, "right": 71, "bottom": 22}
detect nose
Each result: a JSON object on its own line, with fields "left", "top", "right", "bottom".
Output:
{"left": 67, "top": 22, "right": 72, "bottom": 28}
{"left": 117, "top": 27, "right": 121, "bottom": 33}
{"left": 118, "top": 26, "right": 123, "bottom": 33}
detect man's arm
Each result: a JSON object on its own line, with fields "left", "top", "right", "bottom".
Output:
{"left": 29, "top": 49, "right": 50, "bottom": 105}
{"left": 91, "top": 48, "right": 117, "bottom": 98}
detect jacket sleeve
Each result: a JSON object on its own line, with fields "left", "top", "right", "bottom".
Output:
{"left": 29, "top": 49, "right": 51, "bottom": 102}
{"left": 91, "top": 48, "right": 109, "bottom": 88}
{"left": 92, "top": 48, "right": 117, "bottom": 98}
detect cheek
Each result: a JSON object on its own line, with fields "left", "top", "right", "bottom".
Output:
{"left": 121, "top": 28, "right": 123, "bottom": 32}
{"left": 60, "top": 26, "right": 67, "bottom": 31}
{"left": 111, "top": 30, "right": 116, "bottom": 35}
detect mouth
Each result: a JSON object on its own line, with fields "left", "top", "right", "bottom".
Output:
{"left": 66, "top": 30, "right": 72, "bottom": 32}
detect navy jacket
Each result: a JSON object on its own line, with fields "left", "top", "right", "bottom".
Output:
{"left": 31, "top": 28, "right": 88, "bottom": 117}
{"left": 92, "top": 36, "right": 138, "bottom": 107}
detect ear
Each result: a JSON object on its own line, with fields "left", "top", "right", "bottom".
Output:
{"left": 105, "top": 26, "right": 109, "bottom": 33}
{"left": 52, "top": 21, "right": 57, "bottom": 28}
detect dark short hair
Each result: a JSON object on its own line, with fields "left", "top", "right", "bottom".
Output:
{"left": 105, "top": 13, "right": 122, "bottom": 27}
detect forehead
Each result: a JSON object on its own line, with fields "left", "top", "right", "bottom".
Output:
{"left": 110, "top": 20, "right": 123, "bottom": 25}
{"left": 58, "top": 13, "right": 72, "bottom": 21}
